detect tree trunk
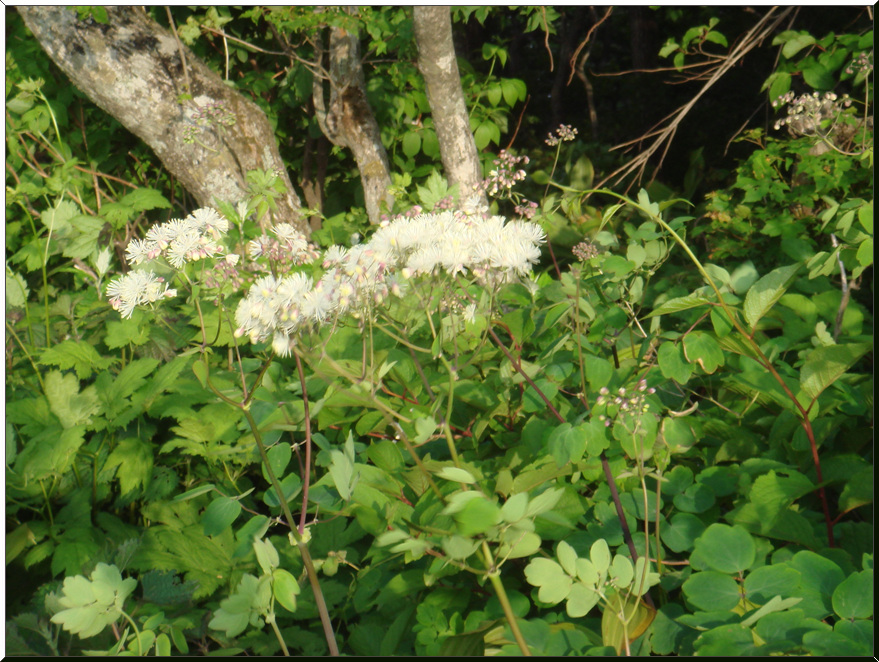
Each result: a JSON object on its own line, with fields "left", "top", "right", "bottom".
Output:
{"left": 17, "top": 6, "right": 307, "bottom": 233}
{"left": 413, "top": 6, "right": 487, "bottom": 208}
{"left": 312, "top": 19, "right": 395, "bottom": 224}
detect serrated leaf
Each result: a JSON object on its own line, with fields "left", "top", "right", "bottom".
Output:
{"left": 800, "top": 343, "right": 871, "bottom": 402}
{"left": 40, "top": 199, "right": 78, "bottom": 236}
{"left": 40, "top": 341, "right": 115, "bottom": 380}
{"left": 51, "top": 563, "right": 136, "bottom": 638}
{"left": 743, "top": 264, "right": 801, "bottom": 331}
{"left": 6, "top": 270, "right": 29, "bottom": 308}
{"left": 104, "top": 438, "right": 154, "bottom": 495}
{"left": 120, "top": 188, "right": 171, "bottom": 212}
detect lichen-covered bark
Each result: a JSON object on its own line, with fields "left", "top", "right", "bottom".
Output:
{"left": 17, "top": 6, "right": 307, "bottom": 232}
{"left": 413, "top": 6, "right": 486, "bottom": 206}
{"left": 313, "top": 22, "right": 394, "bottom": 224}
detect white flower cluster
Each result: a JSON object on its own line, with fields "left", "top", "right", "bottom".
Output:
{"left": 124, "top": 207, "right": 230, "bottom": 268}
{"left": 107, "top": 207, "right": 231, "bottom": 318}
{"left": 234, "top": 210, "right": 546, "bottom": 356}
{"left": 772, "top": 91, "right": 852, "bottom": 134}
{"left": 107, "top": 271, "right": 177, "bottom": 319}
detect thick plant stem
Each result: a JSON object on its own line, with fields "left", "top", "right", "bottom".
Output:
{"left": 481, "top": 542, "right": 531, "bottom": 656}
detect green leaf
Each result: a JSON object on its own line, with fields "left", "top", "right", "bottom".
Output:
{"left": 693, "top": 524, "right": 756, "bottom": 574}
{"left": 44, "top": 371, "right": 99, "bottom": 429}
{"left": 557, "top": 540, "right": 578, "bottom": 576}
{"left": 63, "top": 216, "right": 105, "bottom": 260}
{"left": 743, "top": 264, "right": 801, "bottom": 331}
{"left": 590, "top": 539, "right": 611, "bottom": 575}
{"left": 660, "top": 513, "right": 706, "bottom": 553}
{"left": 253, "top": 537, "right": 279, "bottom": 575}
{"left": 454, "top": 495, "right": 501, "bottom": 537}
{"left": 263, "top": 443, "right": 292, "bottom": 483}
{"left": 610, "top": 554, "right": 634, "bottom": 588}
{"left": 436, "top": 466, "right": 477, "bottom": 484}
{"left": 744, "top": 564, "right": 802, "bottom": 604}
{"left": 838, "top": 467, "right": 872, "bottom": 513}
{"left": 500, "top": 492, "right": 528, "bottom": 523}
{"left": 831, "top": 570, "right": 873, "bottom": 619}
{"left": 40, "top": 199, "right": 78, "bottom": 236}
{"left": 105, "top": 317, "right": 150, "bottom": 348}
{"left": 104, "top": 438, "right": 154, "bottom": 495}
{"left": 682, "top": 571, "right": 742, "bottom": 611}
{"left": 401, "top": 131, "right": 421, "bottom": 158}
{"left": 272, "top": 568, "right": 300, "bottom": 613}
{"left": 682, "top": 331, "right": 724, "bottom": 374}
{"left": 120, "top": 188, "right": 171, "bottom": 212}
{"left": 51, "top": 563, "right": 137, "bottom": 639}
{"left": 566, "top": 582, "right": 600, "bottom": 618}
{"left": 800, "top": 343, "right": 871, "bottom": 402}
{"left": 547, "top": 422, "right": 588, "bottom": 467}
{"left": 40, "top": 340, "right": 115, "bottom": 380}
{"left": 524, "top": 558, "right": 572, "bottom": 604}
{"left": 526, "top": 487, "right": 564, "bottom": 517}
{"left": 202, "top": 497, "right": 242, "bottom": 537}
{"left": 749, "top": 469, "right": 815, "bottom": 524}
{"left": 802, "top": 64, "right": 834, "bottom": 90}
{"left": 780, "top": 32, "right": 815, "bottom": 58}
{"left": 657, "top": 342, "right": 693, "bottom": 384}
{"left": 6, "top": 270, "right": 29, "bottom": 308}
{"left": 208, "top": 574, "right": 261, "bottom": 638}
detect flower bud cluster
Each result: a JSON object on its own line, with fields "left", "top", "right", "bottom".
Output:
{"left": 545, "top": 124, "right": 578, "bottom": 147}
{"left": 845, "top": 51, "right": 873, "bottom": 75}
{"left": 595, "top": 380, "right": 655, "bottom": 427}
{"left": 480, "top": 150, "right": 530, "bottom": 197}
{"left": 514, "top": 199, "right": 539, "bottom": 220}
{"left": 772, "top": 91, "right": 852, "bottom": 134}
{"left": 248, "top": 223, "right": 321, "bottom": 269}
{"left": 573, "top": 240, "right": 601, "bottom": 261}
{"left": 234, "top": 210, "right": 546, "bottom": 355}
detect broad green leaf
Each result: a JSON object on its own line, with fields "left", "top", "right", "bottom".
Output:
{"left": 660, "top": 513, "right": 706, "bottom": 553}
{"left": 498, "top": 529, "right": 541, "bottom": 559}
{"left": 120, "top": 188, "right": 171, "bottom": 212}
{"left": 40, "top": 199, "right": 78, "bottom": 236}
{"left": 6, "top": 270, "right": 29, "bottom": 308}
{"left": 104, "top": 438, "right": 154, "bottom": 495}
{"left": 838, "top": 467, "right": 872, "bottom": 512}
{"left": 743, "top": 564, "right": 802, "bottom": 604}
{"left": 693, "top": 524, "right": 756, "bottom": 574}
{"left": 263, "top": 473, "right": 302, "bottom": 508}
{"left": 743, "top": 264, "right": 800, "bottom": 331}
{"left": 682, "top": 570, "right": 742, "bottom": 611}
{"left": 831, "top": 570, "right": 873, "bottom": 619}
{"left": 610, "top": 555, "right": 634, "bottom": 588}
{"left": 780, "top": 32, "right": 815, "bottom": 58}
{"left": 441, "top": 534, "right": 480, "bottom": 560}
{"left": 682, "top": 331, "right": 724, "bottom": 374}
{"left": 749, "top": 470, "right": 815, "bottom": 524}
{"left": 202, "top": 497, "right": 242, "bottom": 536}
{"left": 566, "top": 582, "right": 600, "bottom": 618}
{"left": 41, "top": 341, "right": 115, "bottom": 381}
{"left": 329, "top": 449, "right": 357, "bottom": 501}
{"left": 790, "top": 551, "right": 845, "bottom": 619}
{"left": 263, "top": 443, "right": 292, "bottom": 483}
{"left": 657, "top": 341, "right": 693, "bottom": 384}
{"left": 525, "top": 487, "right": 564, "bottom": 517}
{"left": 799, "top": 343, "right": 871, "bottom": 402}
{"left": 51, "top": 563, "right": 137, "bottom": 639}
{"left": 272, "top": 568, "right": 300, "bottom": 613}
{"left": 401, "top": 131, "right": 421, "bottom": 157}
{"left": 524, "top": 558, "right": 572, "bottom": 604}
{"left": 647, "top": 291, "right": 713, "bottom": 318}
{"left": 208, "top": 574, "right": 261, "bottom": 637}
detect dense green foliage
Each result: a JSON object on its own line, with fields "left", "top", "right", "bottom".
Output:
{"left": 5, "top": 6, "right": 873, "bottom": 657}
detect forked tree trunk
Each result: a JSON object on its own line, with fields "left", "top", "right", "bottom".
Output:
{"left": 312, "top": 20, "right": 395, "bottom": 224}
{"left": 413, "top": 6, "right": 487, "bottom": 207}
{"left": 17, "top": 6, "right": 307, "bottom": 232}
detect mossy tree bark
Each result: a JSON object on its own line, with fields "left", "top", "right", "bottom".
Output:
{"left": 413, "top": 6, "right": 487, "bottom": 207}
{"left": 17, "top": 6, "right": 308, "bottom": 233}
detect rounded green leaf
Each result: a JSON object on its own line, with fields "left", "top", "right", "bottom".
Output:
{"left": 202, "top": 497, "right": 242, "bottom": 537}
{"left": 682, "top": 331, "right": 724, "bottom": 374}
{"left": 831, "top": 570, "right": 873, "bottom": 619}
{"left": 525, "top": 558, "right": 573, "bottom": 605}
{"left": 744, "top": 564, "right": 802, "bottom": 604}
{"left": 401, "top": 130, "right": 421, "bottom": 157}
{"left": 610, "top": 554, "right": 634, "bottom": 588}
{"left": 454, "top": 496, "right": 500, "bottom": 537}
{"left": 682, "top": 570, "right": 742, "bottom": 611}
{"left": 272, "top": 568, "right": 300, "bottom": 613}
{"left": 661, "top": 512, "right": 706, "bottom": 553}
{"left": 566, "top": 582, "right": 600, "bottom": 618}
{"left": 263, "top": 473, "right": 302, "bottom": 508}
{"left": 693, "top": 524, "right": 756, "bottom": 574}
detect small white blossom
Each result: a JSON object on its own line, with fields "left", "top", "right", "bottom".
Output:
{"left": 106, "top": 270, "right": 176, "bottom": 318}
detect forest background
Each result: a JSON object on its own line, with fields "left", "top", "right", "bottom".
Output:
{"left": 4, "top": 5, "right": 874, "bottom": 657}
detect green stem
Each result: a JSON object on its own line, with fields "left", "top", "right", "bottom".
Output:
{"left": 242, "top": 408, "right": 340, "bottom": 656}
{"left": 268, "top": 614, "right": 291, "bottom": 657}
{"left": 117, "top": 610, "right": 143, "bottom": 656}
{"left": 5, "top": 321, "right": 46, "bottom": 392}
{"left": 481, "top": 542, "right": 531, "bottom": 656}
